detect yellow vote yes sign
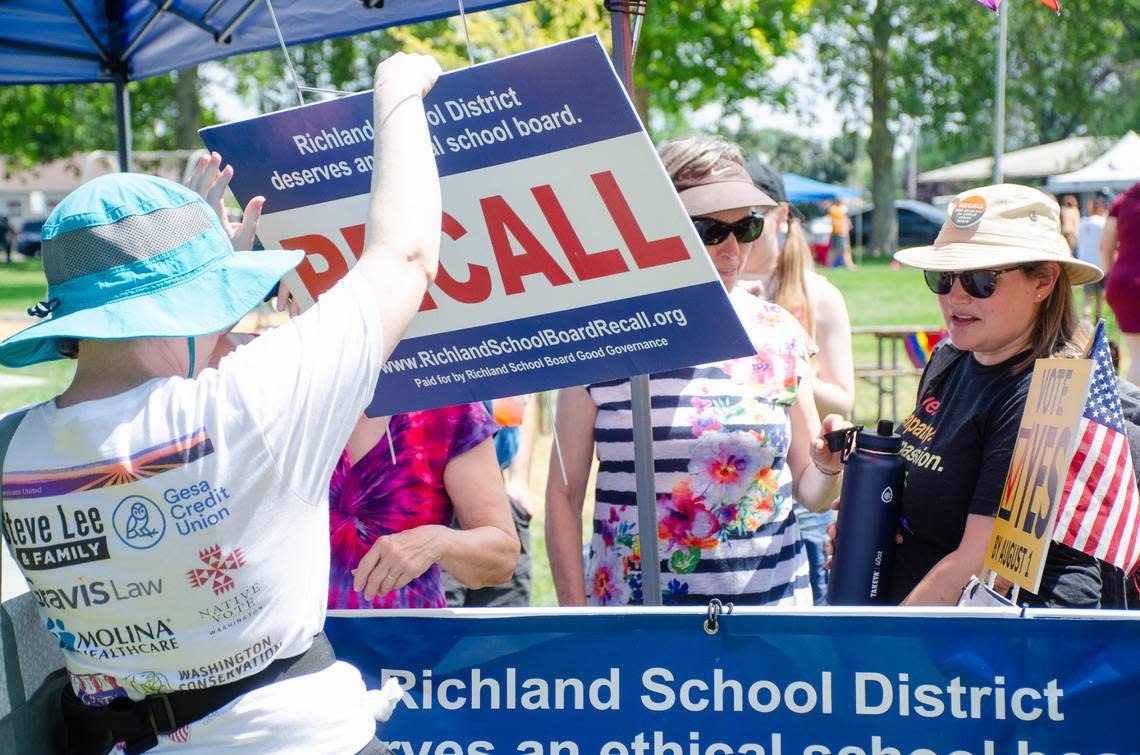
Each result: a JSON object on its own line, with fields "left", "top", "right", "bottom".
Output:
{"left": 987, "top": 358, "right": 1093, "bottom": 593}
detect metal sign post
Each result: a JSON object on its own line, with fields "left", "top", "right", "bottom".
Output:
{"left": 993, "top": 0, "right": 1009, "bottom": 183}
{"left": 609, "top": 2, "right": 661, "bottom": 606}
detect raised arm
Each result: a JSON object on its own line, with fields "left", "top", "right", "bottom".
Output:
{"left": 350, "top": 53, "right": 444, "bottom": 361}
{"left": 545, "top": 386, "right": 599, "bottom": 606}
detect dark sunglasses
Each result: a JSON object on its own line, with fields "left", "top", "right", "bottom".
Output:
{"left": 923, "top": 266, "right": 1026, "bottom": 299}
{"left": 691, "top": 212, "right": 765, "bottom": 246}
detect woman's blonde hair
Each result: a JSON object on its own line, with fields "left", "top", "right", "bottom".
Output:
{"left": 771, "top": 215, "right": 815, "bottom": 338}
{"left": 1014, "top": 263, "right": 1088, "bottom": 374}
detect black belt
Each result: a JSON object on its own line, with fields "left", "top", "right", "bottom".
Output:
{"left": 61, "top": 632, "right": 336, "bottom": 755}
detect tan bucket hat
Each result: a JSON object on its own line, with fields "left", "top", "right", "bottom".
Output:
{"left": 895, "top": 184, "right": 1103, "bottom": 286}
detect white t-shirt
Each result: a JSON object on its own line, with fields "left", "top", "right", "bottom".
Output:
{"left": 1, "top": 273, "right": 383, "bottom": 753}
{"left": 1076, "top": 215, "right": 1106, "bottom": 267}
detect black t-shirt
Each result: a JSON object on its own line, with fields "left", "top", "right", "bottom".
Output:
{"left": 887, "top": 347, "right": 1033, "bottom": 603}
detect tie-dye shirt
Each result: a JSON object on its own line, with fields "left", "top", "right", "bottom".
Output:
{"left": 327, "top": 403, "right": 498, "bottom": 609}
{"left": 586, "top": 289, "right": 814, "bottom": 607}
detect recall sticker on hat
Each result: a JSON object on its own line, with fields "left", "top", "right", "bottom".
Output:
{"left": 950, "top": 196, "right": 987, "bottom": 228}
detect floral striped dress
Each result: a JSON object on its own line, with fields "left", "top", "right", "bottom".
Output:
{"left": 585, "top": 290, "right": 814, "bottom": 606}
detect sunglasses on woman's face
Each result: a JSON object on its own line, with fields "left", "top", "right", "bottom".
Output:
{"left": 691, "top": 212, "right": 765, "bottom": 246}
{"left": 923, "top": 266, "right": 1026, "bottom": 299}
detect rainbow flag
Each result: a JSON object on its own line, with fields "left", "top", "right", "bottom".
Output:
{"left": 974, "top": 0, "right": 1060, "bottom": 12}
{"left": 903, "top": 329, "right": 948, "bottom": 369}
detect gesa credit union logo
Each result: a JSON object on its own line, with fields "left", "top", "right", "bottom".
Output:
{"left": 111, "top": 495, "right": 166, "bottom": 549}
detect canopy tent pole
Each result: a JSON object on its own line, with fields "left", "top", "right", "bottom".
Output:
{"left": 114, "top": 79, "right": 133, "bottom": 172}
{"left": 609, "top": 1, "right": 661, "bottom": 607}
{"left": 106, "top": 0, "right": 133, "bottom": 175}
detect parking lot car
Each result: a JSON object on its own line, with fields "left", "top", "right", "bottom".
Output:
{"left": 15, "top": 217, "right": 45, "bottom": 257}
{"left": 851, "top": 200, "right": 944, "bottom": 247}
{"left": 808, "top": 200, "right": 944, "bottom": 256}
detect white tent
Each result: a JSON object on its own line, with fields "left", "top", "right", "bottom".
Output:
{"left": 917, "top": 136, "right": 1101, "bottom": 185}
{"left": 1046, "top": 132, "right": 1140, "bottom": 193}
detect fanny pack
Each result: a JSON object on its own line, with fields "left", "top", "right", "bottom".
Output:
{"left": 61, "top": 632, "right": 336, "bottom": 755}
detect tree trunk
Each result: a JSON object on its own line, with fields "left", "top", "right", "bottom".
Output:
{"left": 174, "top": 67, "right": 201, "bottom": 150}
{"left": 867, "top": 0, "right": 898, "bottom": 256}
{"left": 633, "top": 85, "right": 651, "bottom": 135}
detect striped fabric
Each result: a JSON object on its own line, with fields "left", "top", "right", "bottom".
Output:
{"left": 584, "top": 292, "right": 814, "bottom": 606}
{"left": 1054, "top": 322, "right": 1140, "bottom": 574}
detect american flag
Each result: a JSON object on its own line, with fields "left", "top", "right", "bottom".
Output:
{"left": 1053, "top": 321, "right": 1140, "bottom": 574}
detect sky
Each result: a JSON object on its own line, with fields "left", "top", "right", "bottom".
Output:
{"left": 740, "top": 40, "right": 845, "bottom": 142}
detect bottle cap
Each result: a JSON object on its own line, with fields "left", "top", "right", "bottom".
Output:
{"left": 857, "top": 420, "right": 902, "bottom": 454}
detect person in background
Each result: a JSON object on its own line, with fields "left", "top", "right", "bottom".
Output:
{"left": 739, "top": 163, "right": 855, "bottom": 605}
{"left": 328, "top": 408, "right": 519, "bottom": 609}
{"left": 1060, "top": 194, "right": 1081, "bottom": 252}
{"left": 545, "top": 134, "right": 847, "bottom": 607}
{"left": 1102, "top": 182, "right": 1140, "bottom": 385}
{"left": 445, "top": 394, "right": 538, "bottom": 607}
{"left": 0, "top": 53, "right": 443, "bottom": 753}
{"left": 827, "top": 199, "right": 856, "bottom": 270}
{"left": 1075, "top": 196, "right": 1108, "bottom": 321}
{"left": 0, "top": 216, "right": 11, "bottom": 263}
{"left": 885, "top": 184, "right": 1103, "bottom": 607}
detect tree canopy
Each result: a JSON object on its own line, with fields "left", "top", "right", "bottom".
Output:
{"left": 0, "top": 0, "right": 1134, "bottom": 229}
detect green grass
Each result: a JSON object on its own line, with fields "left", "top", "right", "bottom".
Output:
{"left": 0, "top": 258, "right": 74, "bottom": 413}
{"left": 818, "top": 257, "right": 941, "bottom": 424}
{"left": 0, "top": 258, "right": 48, "bottom": 312}
{"left": 0, "top": 360, "right": 75, "bottom": 413}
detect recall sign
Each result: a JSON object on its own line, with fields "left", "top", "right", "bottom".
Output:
{"left": 200, "top": 36, "right": 753, "bottom": 416}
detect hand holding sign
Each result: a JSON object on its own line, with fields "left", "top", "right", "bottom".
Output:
{"left": 374, "top": 52, "right": 444, "bottom": 115}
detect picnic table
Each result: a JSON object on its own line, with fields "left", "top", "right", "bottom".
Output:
{"left": 852, "top": 324, "right": 940, "bottom": 423}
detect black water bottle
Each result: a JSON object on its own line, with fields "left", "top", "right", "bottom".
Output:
{"left": 826, "top": 420, "right": 905, "bottom": 605}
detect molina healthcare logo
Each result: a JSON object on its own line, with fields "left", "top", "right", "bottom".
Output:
{"left": 112, "top": 495, "right": 166, "bottom": 549}
{"left": 47, "top": 617, "right": 77, "bottom": 651}
{"left": 188, "top": 545, "right": 245, "bottom": 596}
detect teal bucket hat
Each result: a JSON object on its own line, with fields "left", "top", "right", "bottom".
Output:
{"left": 0, "top": 173, "right": 303, "bottom": 368}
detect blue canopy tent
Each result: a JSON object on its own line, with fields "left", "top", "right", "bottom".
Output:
{"left": 781, "top": 172, "right": 861, "bottom": 203}
{"left": 0, "top": 0, "right": 531, "bottom": 169}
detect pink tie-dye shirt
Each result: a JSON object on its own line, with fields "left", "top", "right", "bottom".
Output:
{"left": 327, "top": 403, "right": 498, "bottom": 609}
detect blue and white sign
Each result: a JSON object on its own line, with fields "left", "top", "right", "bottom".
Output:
{"left": 325, "top": 609, "right": 1140, "bottom": 755}
{"left": 200, "top": 37, "right": 753, "bottom": 416}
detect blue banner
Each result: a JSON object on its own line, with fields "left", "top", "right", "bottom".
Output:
{"left": 325, "top": 610, "right": 1140, "bottom": 754}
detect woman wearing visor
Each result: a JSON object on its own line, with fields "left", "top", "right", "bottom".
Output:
{"left": 545, "top": 135, "right": 847, "bottom": 607}
{"left": 886, "top": 184, "right": 1104, "bottom": 606}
